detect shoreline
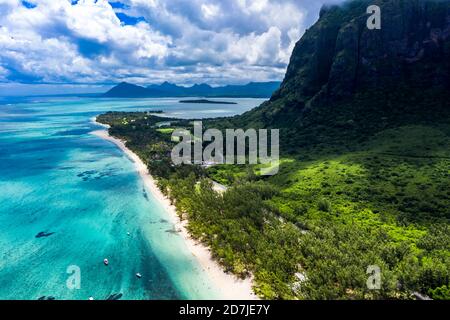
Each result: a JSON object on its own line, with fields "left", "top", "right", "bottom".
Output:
{"left": 90, "top": 117, "right": 258, "bottom": 300}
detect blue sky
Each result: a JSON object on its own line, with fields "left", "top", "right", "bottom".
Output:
{"left": 0, "top": 0, "right": 344, "bottom": 94}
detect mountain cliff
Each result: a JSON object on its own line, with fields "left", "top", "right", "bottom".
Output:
{"left": 228, "top": 0, "right": 450, "bottom": 151}
{"left": 278, "top": 0, "right": 449, "bottom": 104}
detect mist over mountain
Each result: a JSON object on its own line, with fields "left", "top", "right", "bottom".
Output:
{"left": 104, "top": 81, "right": 281, "bottom": 98}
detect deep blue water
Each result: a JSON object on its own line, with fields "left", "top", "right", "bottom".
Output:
{"left": 0, "top": 96, "right": 264, "bottom": 300}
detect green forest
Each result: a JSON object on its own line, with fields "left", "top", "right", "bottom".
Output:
{"left": 97, "top": 111, "right": 450, "bottom": 300}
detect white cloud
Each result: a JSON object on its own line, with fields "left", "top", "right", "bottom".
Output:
{"left": 237, "top": 0, "right": 269, "bottom": 13}
{"left": 201, "top": 3, "right": 219, "bottom": 19}
{"left": 0, "top": 65, "right": 9, "bottom": 81}
{"left": 0, "top": 0, "right": 344, "bottom": 85}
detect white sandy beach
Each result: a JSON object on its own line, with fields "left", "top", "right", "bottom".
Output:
{"left": 90, "top": 118, "right": 258, "bottom": 300}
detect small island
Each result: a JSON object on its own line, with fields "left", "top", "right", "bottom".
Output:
{"left": 179, "top": 99, "right": 237, "bottom": 105}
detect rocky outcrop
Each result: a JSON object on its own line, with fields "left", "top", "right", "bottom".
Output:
{"left": 223, "top": 0, "right": 450, "bottom": 151}
{"left": 272, "top": 0, "right": 450, "bottom": 111}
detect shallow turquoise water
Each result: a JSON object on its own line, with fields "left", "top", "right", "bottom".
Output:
{"left": 0, "top": 96, "right": 264, "bottom": 300}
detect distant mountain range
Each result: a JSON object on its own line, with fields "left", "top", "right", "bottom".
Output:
{"left": 103, "top": 81, "right": 281, "bottom": 98}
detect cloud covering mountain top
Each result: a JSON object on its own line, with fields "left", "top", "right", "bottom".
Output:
{"left": 0, "top": 0, "right": 345, "bottom": 87}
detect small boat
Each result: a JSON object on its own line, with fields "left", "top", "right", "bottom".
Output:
{"left": 136, "top": 273, "right": 142, "bottom": 279}
{"left": 127, "top": 232, "right": 131, "bottom": 236}
{"left": 103, "top": 259, "right": 109, "bottom": 266}
{"left": 88, "top": 297, "right": 94, "bottom": 301}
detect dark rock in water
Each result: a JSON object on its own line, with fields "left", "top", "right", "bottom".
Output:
{"left": 35, "top": 231, "right": 55, "bottom": 238}
{"left": 106, "top": 293, "right": 123, "bottom": 300}
{"left": 166, "top": 227, "right": 181, "bottom": 234}
{"left": 150, "top": 218, "right": 169, "bottom": 224}
{"left": 77, "top": 170, "right": 97, "bottom": 177}
{"left": 142, "top": 188, "right": 149, "bottom": 200}
{"left": 78, "top": 169, "right": 114, "bottom": 182}
{"left": 38, "top": 296, "right": 56, "bottom": 300}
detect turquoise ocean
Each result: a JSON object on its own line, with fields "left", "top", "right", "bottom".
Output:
{"left": 0, "top": 96, "right": 264, "bottom": 300}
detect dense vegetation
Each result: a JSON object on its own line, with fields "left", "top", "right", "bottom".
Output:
{"left": 97, "top": 111, "right": 450, "bottom": 300}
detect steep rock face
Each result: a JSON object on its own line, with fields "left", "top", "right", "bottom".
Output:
{"left": 221, "top": 0, "right": 450, "bottom": 152}
{"left": 268, "top": 0, "right": 450, "bottom": 117}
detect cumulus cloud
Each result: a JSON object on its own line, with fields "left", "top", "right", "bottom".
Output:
{"left": 0, "top": 0, "right": 345, "bottom": 86}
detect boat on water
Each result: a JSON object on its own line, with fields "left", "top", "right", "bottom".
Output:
{"left": 104, "top": 259, "right": 109, "bottom": 266}
{"left": 136, "top": 273, "right": 142, "bottom": 279}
